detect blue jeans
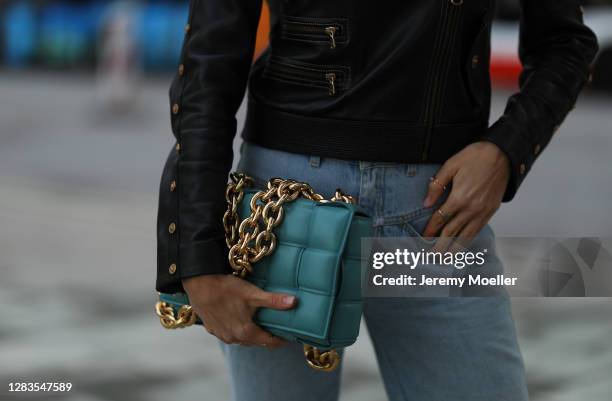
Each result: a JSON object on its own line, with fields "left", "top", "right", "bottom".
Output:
{"left": 221, "top": 142, "right": 528, "bottom": 401}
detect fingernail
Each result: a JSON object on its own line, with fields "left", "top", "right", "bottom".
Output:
{"left": 423, "top": 196, "right": 432, "bottom": 207}
{"left": 282, "top": 296, "right": 295, "bottom": 305}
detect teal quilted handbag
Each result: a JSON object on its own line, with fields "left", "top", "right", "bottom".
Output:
{"left": 156, "top": 173, "right": 372, "bottom": 371}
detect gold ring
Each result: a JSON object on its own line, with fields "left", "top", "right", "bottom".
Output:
{"left": 437, "top": 208, "right": 454, "bottom": 223}
{"left": 429, "top": 177, "right": 447, "bottom": 191}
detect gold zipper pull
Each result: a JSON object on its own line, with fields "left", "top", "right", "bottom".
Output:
{"left": 324, "top": 26, "right": 337, "bottom": 49}
{"left": 325, "top": 73, "right": 336, "bottom": 96}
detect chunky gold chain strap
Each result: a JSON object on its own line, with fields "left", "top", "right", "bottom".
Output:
{"left": 304, "top": 345, "right": 341, "bottom": 371}
{"left": 155, "top": 301, "right": 197, "bottom": 329}
{"left": 223, "top": 172, "right": 354, "bottom": 278}
{"left": 156, "top": 172, "right": 354, "bottom": 372}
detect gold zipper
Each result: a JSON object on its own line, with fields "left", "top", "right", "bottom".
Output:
{"left": 282, "top": 18, "right": 345, "bottom": 49}
{"left": 325, "top": 73, "right": 336, "bottom": 96}
{"left": 324, "top": 26, "right": 337, "bottom": 49}
{"left": 264, "top": 57, "right": 345, "bottom": 97}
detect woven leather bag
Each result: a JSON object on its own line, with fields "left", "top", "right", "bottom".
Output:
{"left": 156, "top": 174, "right": 372, "bottom": 371}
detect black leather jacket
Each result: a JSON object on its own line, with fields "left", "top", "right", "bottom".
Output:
{"left": 157, "top": 0, "right": 598, "bottom": 293}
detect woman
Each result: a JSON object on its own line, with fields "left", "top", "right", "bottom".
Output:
{"left": 156, "top": 1, "right": 597, "bottom": 400}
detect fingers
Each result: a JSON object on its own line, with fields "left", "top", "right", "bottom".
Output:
{"left": 424, "top": 161, "right": 457, "bottom": 208}
{"left": 449, "top": 218, "right": 489, "bottom": 254}
{"left": 191, "top": 276, "right": 293, "bottom": 348}
{"left": 247, "top": 287, "right": 297, "bottom": 310}
{"left": 238, "top": 324, "right": 287, "bottom": 348}
{"left": 207, "top": 321, "right": 287, "bottom": 348}
{"left": 431, "top": 211, "right": 470, "bottom": 253}
{"left": 422, "top": 197, "right": 462, "bottom": 238}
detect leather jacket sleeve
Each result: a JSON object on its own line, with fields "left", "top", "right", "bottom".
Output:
{"left": 156, "top": 0, "right": 262, "bottom": 293}
{"left": 482, "top": 0, "right": 598, "bottom": 201}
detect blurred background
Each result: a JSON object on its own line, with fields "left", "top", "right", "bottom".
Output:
{"left": 1, "top": 1, "right": 611, "bottom": 400}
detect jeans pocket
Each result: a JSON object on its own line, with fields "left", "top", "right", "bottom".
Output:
{"left": 401, "top": 213, "right": 437, "bottom": 246}
{"left": 379, "top": 211, "right": 436, "bottom": 246}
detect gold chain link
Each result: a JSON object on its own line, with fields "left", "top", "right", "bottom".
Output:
{"left": 157, "top": 172, "right": 355, "bottom": 372}
{"left": 223, "top": 173, "right": 353, "bottom": 278}
{"left": 303, "top": 345, "right": 341, "bottom": 371}
{"left": 155, "top": 301, "right": 198, "bottom": 329}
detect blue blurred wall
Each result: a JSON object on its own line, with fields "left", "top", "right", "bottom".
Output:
{"left": 1, "top": 0, "right": 189, "bottom": 71}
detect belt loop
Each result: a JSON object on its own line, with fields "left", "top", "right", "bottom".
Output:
{"left": 309, "top": 155, "right": 321, "bottom": 168}
{"left": 359, "top": 161, "right": 371, "bottom": 170}
{"left": 405, "top": 164, "right": 417, "bottom": 177}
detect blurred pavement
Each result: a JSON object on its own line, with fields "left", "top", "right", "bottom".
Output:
{"left": 0, "top": 71, "right": 611, "bottom": 401}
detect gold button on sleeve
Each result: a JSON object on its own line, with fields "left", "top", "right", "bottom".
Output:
{"left": 169, "top": 263, "right": 177, "bottom": 275}
{"left": 534, "top": 144, "right": 541, "bottom": 155}
{"left": 175, "top": 143, "right": 181, "bottom": 152}
{"left": 519, "top": 164, "right": 526, "bottom": 175}
{"left": 170, "top": 180, "right": 177, "bottom": 192}
{"left": 172, "top": 104, "right": 180, "bottom": 115}
{"left": 178, "top": 64, "right": 185, "bottom": 76}
{"left": 169, "top": 222, "right": 177, "bottom": 234}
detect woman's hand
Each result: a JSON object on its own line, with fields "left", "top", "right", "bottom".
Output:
{"left": 422, "top": 141, "right": 510, "bottom": 251}
{"left": 182, "top": 274, "right": 296, "bottom": 347}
